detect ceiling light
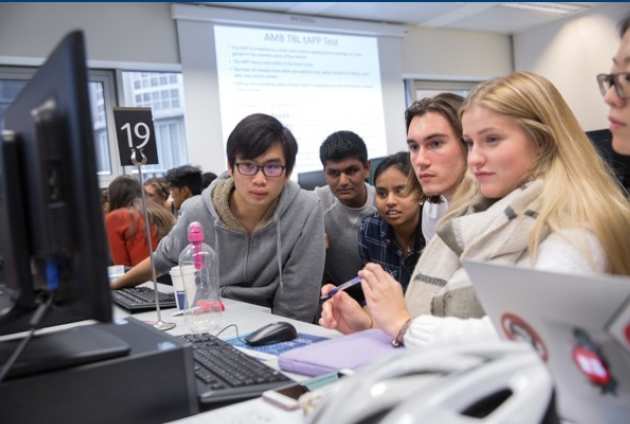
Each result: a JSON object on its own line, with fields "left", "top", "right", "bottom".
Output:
{"left": 501, "top": 2, "right": 592, "bottom": 15}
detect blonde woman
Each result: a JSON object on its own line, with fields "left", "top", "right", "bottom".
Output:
{"left": 322, "top": 71, "right": 630, "bottom": 348}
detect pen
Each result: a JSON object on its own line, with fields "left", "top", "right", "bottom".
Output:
{"left": 320, "top": 276, "right": 362, "bottom": 302}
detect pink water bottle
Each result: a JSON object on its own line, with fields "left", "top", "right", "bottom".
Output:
{"left": 178, "top": 221, "right": 223, "bottom": 334}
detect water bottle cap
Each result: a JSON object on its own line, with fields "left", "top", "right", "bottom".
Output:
{"left": 187, "top": 221, "right": 204, "bottom": 243}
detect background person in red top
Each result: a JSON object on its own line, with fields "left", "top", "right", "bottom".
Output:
{"left": 105, "top": 176, "right": 175, "bottom": 266}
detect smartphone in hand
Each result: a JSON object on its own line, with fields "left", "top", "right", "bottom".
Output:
{"left": 262, "top": 383, "right": 310, "bottom": 410}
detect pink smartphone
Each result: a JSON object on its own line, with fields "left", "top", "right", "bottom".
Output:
{"left": 262, "top": 383, "right": 310, "bottom": 410}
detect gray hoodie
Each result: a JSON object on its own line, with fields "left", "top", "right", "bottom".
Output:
{"left": 153, "top": 177, "right": 326, "bottom": 322}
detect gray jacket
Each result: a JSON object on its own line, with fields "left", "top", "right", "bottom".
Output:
{"left": 315, "top": 184, "right": 376, "bottom": 284}
{"left": 153, "top": 178, "right": 326, "bottom": 322}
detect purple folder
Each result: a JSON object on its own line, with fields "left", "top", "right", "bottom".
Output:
{"left": 278, "top": 329, "right": 403, "bottom": 376}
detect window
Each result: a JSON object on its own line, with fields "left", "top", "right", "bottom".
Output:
{"left": 404, "top": 79, "right": 481, "bottom": 107}
{"left": 88, "top": 81, "right": 110, "bottom": 174}
{"left": 1, "top": 67, "right": 189, "bottom": 184}
{"left": 0, "top": 79, "right": 27, "bottom": 131}
{"left": 0, "top": 67, "right": 119, "bottom": 185}
{"left": 120, "top": 71, "right": 189, "bottom": 175}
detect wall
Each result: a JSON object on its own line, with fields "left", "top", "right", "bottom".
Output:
{"left": 514, "top": 5, "right": 628, "bottom": 131}
{"left": 0, "top": 3, "right": 515, "bottom": 173}
{"left": 401, "top": 26, "right": 513, "bottom": 80}
{"left": 0, "top": 3, "right": 179, "bottom": 67}
{"left": 174, "top": 3, "right": 411, "bottom": 173}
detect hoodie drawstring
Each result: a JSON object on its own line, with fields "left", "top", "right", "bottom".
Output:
{"left": 274, "top": 214, "right": 284, "bottom": 291}
{"left": 212, "top": 218, "right": 221, "bottom": 291}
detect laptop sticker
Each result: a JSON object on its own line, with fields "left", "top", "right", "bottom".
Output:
{"left": 572, "top": 328, "right": 617, "bottom": 395}
{"left": 605, "top": 296, "right": 630, "bottom": 354}
{"left": 500, "top": 312, "right": 548, "bottom": 362}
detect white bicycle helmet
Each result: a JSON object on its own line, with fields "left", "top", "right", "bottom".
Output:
{"left": 306, "top": 342, "right": 556, "bottom": 424}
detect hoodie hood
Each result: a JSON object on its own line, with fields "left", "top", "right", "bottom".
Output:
{"left": 206, "top": 176, "right": 288, "bottom": 233}
{"left": 201, "top": 174, "right": 304, "bottom": 290}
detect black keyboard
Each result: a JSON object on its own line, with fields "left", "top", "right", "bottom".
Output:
{"left": 112, "top": 287, "right": 177, "bottom": 312}
{"left": 177, "top": 333, "right": 293, "bottom": 405}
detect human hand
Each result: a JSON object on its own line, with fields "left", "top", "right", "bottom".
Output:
{"left": 319, "top": 284, "right": 372, "bottom": 334}
{"left": 111, "top": 277, "right": 124, "bottom": 290}
{"left": 359, "top": 263, "right": 411, "bottom": 337}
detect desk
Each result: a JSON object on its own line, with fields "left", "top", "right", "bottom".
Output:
{"left": 116, "top": 284, "right": 340, "bottom": 423}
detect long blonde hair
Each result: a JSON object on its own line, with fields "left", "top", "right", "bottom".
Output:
{"left": 449, "top": 71, "right": 630, "bottom": 275}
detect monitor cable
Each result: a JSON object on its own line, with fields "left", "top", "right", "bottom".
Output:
{"left": 0, "top": 294, "right": 54, "bottom": 383}
{"left": 0, "top": 259, "right": 58, "bottom": 383}
{"left": 215, "top": 323, "right": 239, "bottom": 338}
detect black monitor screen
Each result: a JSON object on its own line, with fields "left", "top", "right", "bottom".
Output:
{"left": 368, "top": 156, "right": 388, "bottom": 185}
{"left": 297, "top": 170, "right": 326, "bottom": 191}
{"left": 0, "top": 31, "right": 111, "bottom": 335}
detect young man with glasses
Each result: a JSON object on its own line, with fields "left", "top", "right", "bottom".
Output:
{"left": 598, "top": 15, "right": 630, "bottom": 155}
{"left": 315, "top": 131, "right": 376, "bottom": 302}
{"left": 112, "top": 113, "right": 325, "bottom": 322}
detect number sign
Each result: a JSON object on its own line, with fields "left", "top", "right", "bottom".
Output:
{"left": 113, "top": 107, "right": 159, "bottom": 166}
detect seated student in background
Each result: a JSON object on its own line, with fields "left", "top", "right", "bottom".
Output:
{"left": 600, "top": 14, "right": 630, "bottom": 155}
{"left": 315, "top": 131, "right": 376, "bottom": 298}
{"left": 201, "top": 171, "right": 218, "bottom": 190}
{"left": 358, "top": 152, "right": 425, "bottom": 293}
{"left": 165, "top": 165, "right": 202, "bottom": 213}
{"left": 112, "top": 113, "right": 326, "bottom": 322}
{"left": 405, "top": 93, "right": 466, "bottom": 242}
{"left": 100, "top": 187, "right": 110, "bottom": 217}
{"left": 319, "top": 93, "right": 468, "bottom": 329}
{"left": 105, "top": 176, "right": 175, "bottom": 267}
{"left": 144, "top": 177, "right": 174, "bottom": 214}
{"left": 322, "top": 71, "right": 630, "bottom": 347}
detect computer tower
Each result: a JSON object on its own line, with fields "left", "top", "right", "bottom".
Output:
{"left": 0, "top": 317, "right": 198, "bottom": 423}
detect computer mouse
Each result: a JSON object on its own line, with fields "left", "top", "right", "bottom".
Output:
{"left": 244, "top": 321, "right": 298, "bottom": 346}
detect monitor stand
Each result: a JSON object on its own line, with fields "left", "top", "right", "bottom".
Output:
{"left": 0, "top": 323, "right": 130, "bottom": 379}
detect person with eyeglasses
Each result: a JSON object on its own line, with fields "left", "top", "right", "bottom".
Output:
{"left": 322, "top": 72, "right": 630, "bottom": 354}
{"left": 599, "top": 15, "right": 630, "bottom": 155}
{"left": 112, "top": 113, "right": 326, "bottom": 323}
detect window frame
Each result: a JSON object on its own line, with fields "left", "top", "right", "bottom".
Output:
{"left": 0, "top": 66, "right": 121, "bottom": 187}
{"left": 115, "top": 69, "right": 189, "bottom": 178}
{"left": 404, "top": 78, "right": 482, "bottom": 107}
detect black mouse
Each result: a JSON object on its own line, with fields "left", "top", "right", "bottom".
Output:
{"left": 244, "top": 321, "right": 298, "bottom": 346}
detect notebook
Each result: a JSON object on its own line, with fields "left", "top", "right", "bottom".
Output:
{"left": 463, "top": 260, "right": 630, "bottom": 423}
{"left": 278, "top": 329, "right": 401, "bottom": 376}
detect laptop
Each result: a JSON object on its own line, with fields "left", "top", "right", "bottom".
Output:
{"left": 463, "top": 261, "right": 630, "bottom": 424}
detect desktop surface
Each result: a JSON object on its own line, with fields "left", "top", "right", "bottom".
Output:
{"left": 112, "top": 283, "right": 339, "bottom": 420}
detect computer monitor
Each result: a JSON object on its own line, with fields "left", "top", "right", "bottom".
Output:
{"left": 0, "top": 31, "right": 112, "bottom": 336}
{"left": 297, "top": 169, "right": 326, "bottom": 190}
{"left": 368, "top": 156, "right": 387, "bottom": 185}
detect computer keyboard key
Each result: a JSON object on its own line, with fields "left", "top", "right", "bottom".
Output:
{"left": 177, "top": 333, "right": 292, "bottom": 405}
{"left": 112, "top": 287, "right": 177, "bottom": 312}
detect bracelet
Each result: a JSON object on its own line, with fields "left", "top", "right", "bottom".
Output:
{"left": 391, "top": 318, "right": 412, "bottom": 348}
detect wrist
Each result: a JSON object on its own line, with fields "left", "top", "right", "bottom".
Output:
{"left": 392, "top": 315, "right": 412, "bottom": 348}
{"left": 365, "top": 312, "right": 374, "bottom": 330}
{"left": 389, "top": 312, "right": 411, "bottom": 339}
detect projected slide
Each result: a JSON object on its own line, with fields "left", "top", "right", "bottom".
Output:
{"left": 214, "top": 25, "right": 387, "bottom": 174}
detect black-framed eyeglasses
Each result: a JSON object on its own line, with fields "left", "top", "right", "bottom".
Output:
{"left": 596, "top": 72, "right": 630, "bottom": 99}
{"left": 235, "top": 161, "right": 286, "bottom": 177}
